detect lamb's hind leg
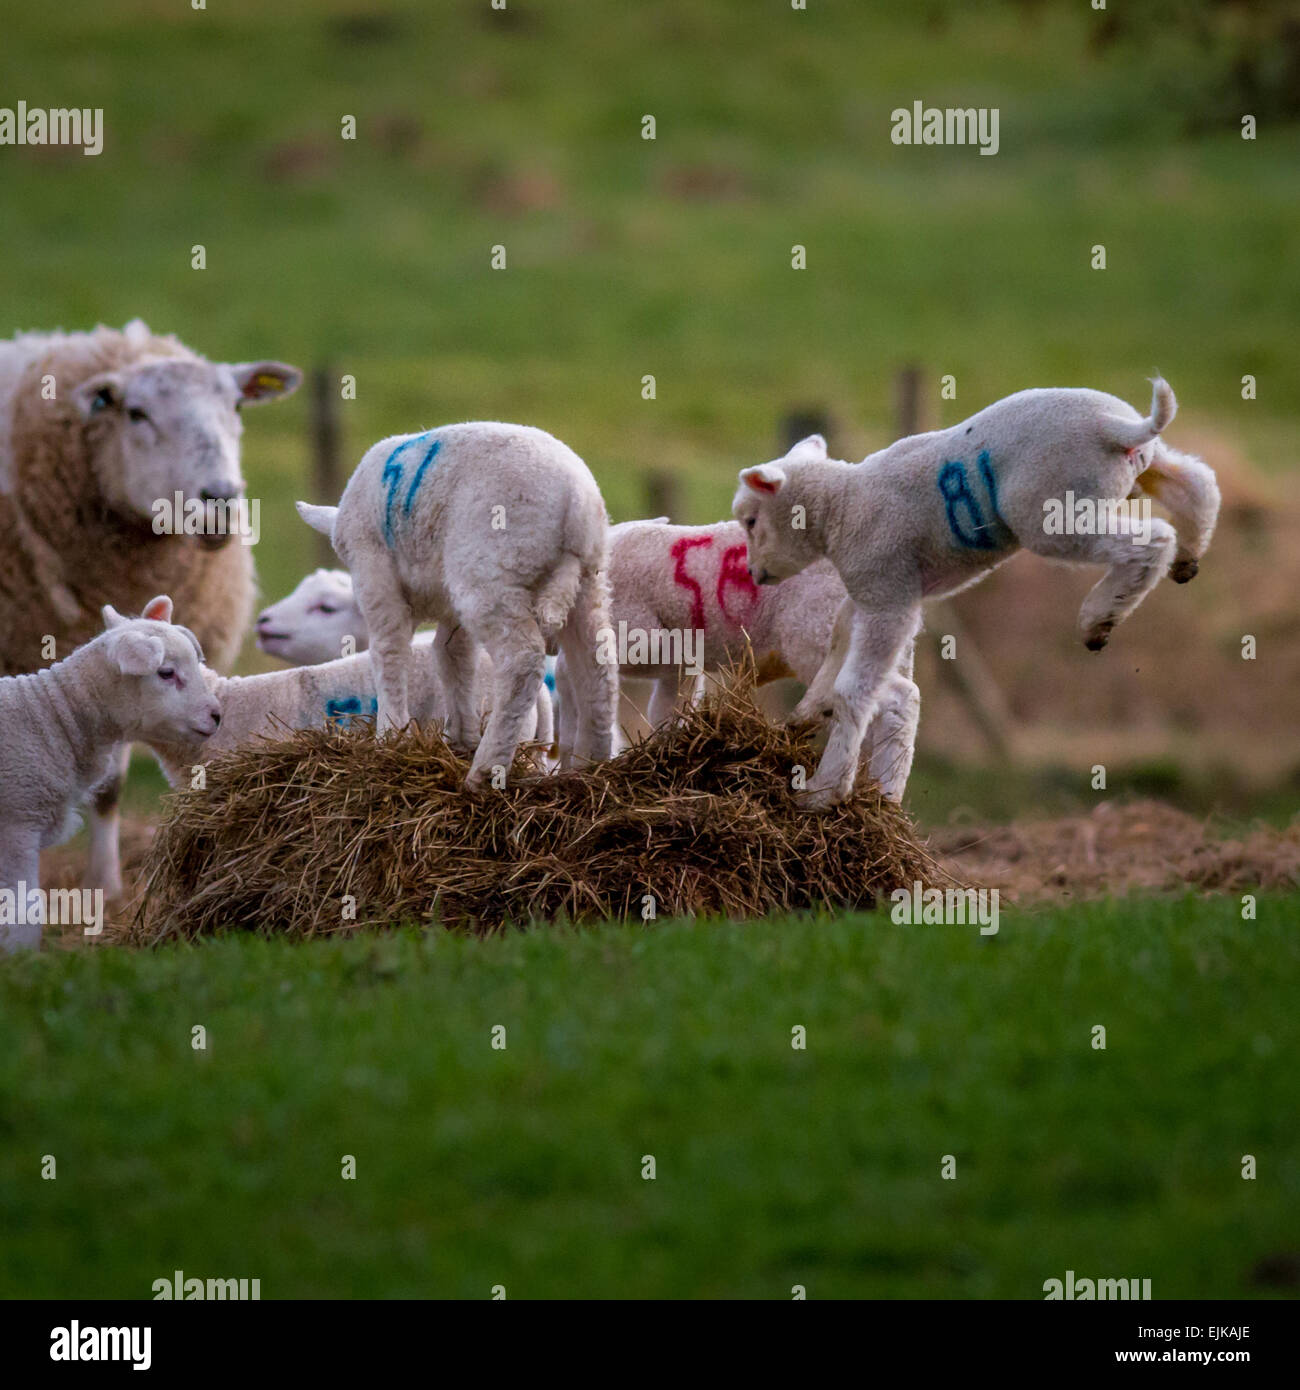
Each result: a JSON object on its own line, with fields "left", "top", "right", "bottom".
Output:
{"left": 1028, "top": 513, "right": 1177, "bottom": 650}
{"left": 1134, "top": 443, "right": 1221, "bottom": 584}
{"left": 353, "top": 565, "right": 414, "bottom": 733}
{"left": 463, "top": 594, "right": 547, "bottom": 789}
{"left": 431, "top": 621, "right": 481, "bottom": 751}
{"left": 557, "top": 566, "right": 618, "bottom": 767}
{"left": 792, "top": 596, "right": 853, "bottom": 724}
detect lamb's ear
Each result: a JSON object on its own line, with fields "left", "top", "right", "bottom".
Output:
{"left": 73, "top": 373, "right": 124, "bottom": 420}
{"left": 106, "top": 629, "right": 166, "bottom": 677}
{"left": 140, "top": 595, "right": 173, "bottom": 623}
{"left": 231, "top": 361, "right": 303, "bottom": 403}
{"left": 789, "top": 433, "right": 827, "bottom": 460}
{"left": 296, "top": 501, "right": 339, "bottom": 538}
{"left": 740, "top": 464, "right": 786, "bottom": 496}
{"left": 102, "top": 604, "right": 128, "bottom": 630}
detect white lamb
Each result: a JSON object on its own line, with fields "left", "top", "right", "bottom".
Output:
{"left": 142, "top": 637, "right": 552, "bottom": 788}
{"left": 733, "top": 380, "right": 1220, "bottom": 809}
{"left": 255, "top": 568, "right": 556, "bottom": 753}
{"left": 256, "top": 568, "right": 366, "bottom": 664}
{"left": 556, "top": 517, "right": 921, "bottom": 800}
{"left": 296, "top": 422, "right": 615, "bottom": 786}
{"left": 0, "top": 596, "right": 222, "bottom": 952}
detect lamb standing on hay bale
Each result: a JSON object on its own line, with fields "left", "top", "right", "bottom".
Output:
{"left": 0, "top": 319, "right": 301, "bottom": 893}
{"left": 0, "top": 596, "right": 220, "bottom": 952}
{"left": 556, "top": 517, "right": 921, "bottom": 800}
{"left": 132, "top": 671, "right": 940, "bottom": 943}
{"left": 297, "top": 421, "right": 615, "bottom": 786}
{"left": 733, "top": 379, "right": 1221, "bottom": 809}
{"left": 141, "top": 634, "right": 553, "bottom": 786}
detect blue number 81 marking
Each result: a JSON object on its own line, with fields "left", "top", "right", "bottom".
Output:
{"left": 938, "top": 450, "right": 1010, "bottom": 550}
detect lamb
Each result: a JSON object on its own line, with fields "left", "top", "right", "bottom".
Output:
{"left": 296, "top": 421, "right": 616, "bottom": 786}
{"left": 255, "top": 567, "right": 554, "bottom": 751}
{"left": 256, "top": 568, "right": 367, "bottom": 665}
{"left": 0, "top": 596, "right": 221, "bottom": 952}
{"left": 0, "top": 319, "right": 301, "bottom": 894}
{"left": 733, "top": 379, "right": 1220, "bottom": 809}
{"left": 555, "top": 517, "right": 921, "bottom": 800}
{"left": 142, "top": 636, "right": 552, "bottom": 788}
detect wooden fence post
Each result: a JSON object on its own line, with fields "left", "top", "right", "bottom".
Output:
{"left": 309, "top": 366, "right": 341, "bottom": 568}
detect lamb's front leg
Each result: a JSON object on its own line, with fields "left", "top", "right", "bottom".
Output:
{"left": 87, "top": 743, "right": 130, "bottom": 898}
{"left": 791, "top": 596, "right": 853, "bottom": 724}
{"left": 863, "top": 627, "right": 921, "bottom": 803}
{"left": 797, "top": 605, "right": 919, "bottom": 812}
{"left": 0, "top": 825, "right": 45, "bottom": 953}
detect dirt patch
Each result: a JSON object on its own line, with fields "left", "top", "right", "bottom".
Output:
{"left": 930, "top": 799, "right": 1300, "bottom": 902}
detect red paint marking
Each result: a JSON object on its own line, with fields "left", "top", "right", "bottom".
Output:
{"left": 716, "top": 542, "right": 758, "bottom": 623}
{"left": 670, "top": 534, "right": 714, "bottom": 629}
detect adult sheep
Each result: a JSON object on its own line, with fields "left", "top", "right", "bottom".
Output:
{"left": 0, "top": 318, "right": 301, "bottom": 892}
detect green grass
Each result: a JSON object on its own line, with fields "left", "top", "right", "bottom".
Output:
{"left": 2, "top": 0, "right": 1297, "bottom": 616}
{"left": 2, "top": 895, "right": 1297, "bottom": 1299}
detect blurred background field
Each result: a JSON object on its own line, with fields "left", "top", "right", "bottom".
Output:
{"left": 2, "top": 0, "right": 1297, "bottom": 826}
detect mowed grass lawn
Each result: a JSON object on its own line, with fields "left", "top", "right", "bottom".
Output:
{"left": 2, "top": 894, "right": 1296, "bottom": 1299}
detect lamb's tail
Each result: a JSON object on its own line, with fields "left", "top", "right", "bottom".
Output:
{"left": 535, "top": 552, "right": 584, "bottom": 639}
{"left": 295, "top": 501, "right": 339, "bottom": 540}
{"left": 1105, "top": 377, "right": 1177, "bottom": 451}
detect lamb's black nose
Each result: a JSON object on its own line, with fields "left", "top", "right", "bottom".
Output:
{"left": 200, "top": 484, "right": 239, "bottom": 503}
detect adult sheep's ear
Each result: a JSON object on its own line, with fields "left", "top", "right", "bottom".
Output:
{"left": 740, "top": 464, "right": 786, "bottom": 496}
{"left": 140, "top": 595, "right": 173, "bottom": 623}
{"left": 107, "top": 629, "right": 166, "bottom": 676}
{"left": 230, "top": 361, "right": 303, "bottom": 403}
{"left": 73, "top": 373, "right": 124, "bottom": 420}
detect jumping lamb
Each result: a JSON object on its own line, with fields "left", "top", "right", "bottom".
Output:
{"left": 556, "top": 517, "right": 921, "bottom": 800}
{"left": 733, "top": 380, "right": 1220, "bottom": 809}
{"left": 0, "top": 319, "right": 301, "bottom": 893}
{"left": 0, "top": 596, "right": 221, "bottom": 952}
{"left": 297, "top": 421, "right": 616, "bottom": 785}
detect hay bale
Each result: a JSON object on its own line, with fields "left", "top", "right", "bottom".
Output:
{"left": 131, "top": 675, "right": 941, "bottom": 943}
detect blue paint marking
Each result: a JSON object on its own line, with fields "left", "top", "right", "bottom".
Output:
{"left": 325, "top": 695, "right": 378, "bottom": 729}
{"left": 380, "top": 431, "right": 440, "bottom": 545}
{"left": 404, "top": 437, "right": 441, "bottom": 514}
{"left": 543, "top": 669, "right": 556, "bottom": 693}
{"left": 938, "top": 450, "right": 1011, "bottom": 550}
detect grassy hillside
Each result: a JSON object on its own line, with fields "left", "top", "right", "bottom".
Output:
{"left": 2, "top": 0, "right": 1296, "bottom": 617}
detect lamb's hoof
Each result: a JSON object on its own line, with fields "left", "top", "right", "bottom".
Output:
{"left": 1084, "top": 624, "right": 1113, "bottom": 652}
{"left": 1170, "top": 557, "right": 1199, "bottom": 584}
{"left": 794, "top": 786, "right": 838, "bottom": 814}
{"left": 789, "top": 699, "right": 833, "bottom": 727}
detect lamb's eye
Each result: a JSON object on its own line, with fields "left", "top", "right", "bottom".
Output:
{"left": 315, "top": 604, "right": 338, "bottom": 615}
{"left": 157, "top": 666, "right": 175, "bottom": 681}
{"left": 128, "top": 407, "right": 149, "bottom": 424}
{"left": 745, "top": 517, "right": 756, "bottom": 530}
